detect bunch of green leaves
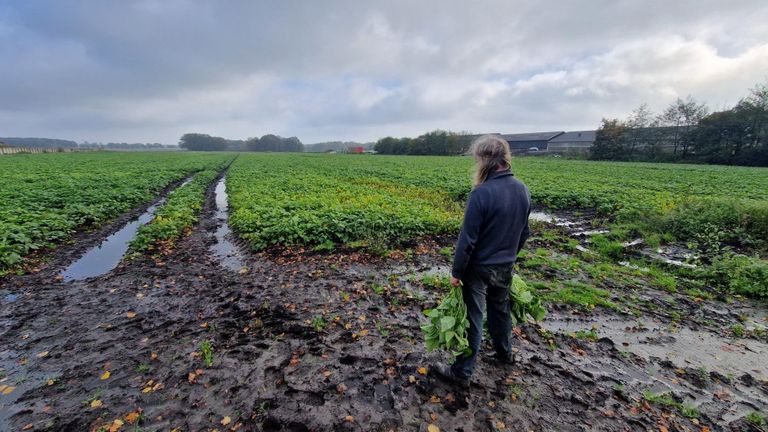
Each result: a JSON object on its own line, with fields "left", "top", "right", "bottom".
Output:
{"left": 422, "top": 285, "right": 471, "bottom": 357}
{"left": 510, "top": 274, "right": 547, "bottom": 325}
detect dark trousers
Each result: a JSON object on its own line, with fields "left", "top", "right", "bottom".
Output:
{"left": 451, "top": 264, "right": 513, "bottom": 379}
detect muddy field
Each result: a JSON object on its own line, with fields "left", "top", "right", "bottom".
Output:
{"left": 1, "top": 171, "right": 767, "bottom": 432}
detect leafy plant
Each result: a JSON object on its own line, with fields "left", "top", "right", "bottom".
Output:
{"left": 200, "top": 340, "right": 214, "bottom": 367}
{"left": 509, "top": 274, "right": 547, "bottom": 325}
{"left": 421, "top": 285, "right": 471, "bottom": 357}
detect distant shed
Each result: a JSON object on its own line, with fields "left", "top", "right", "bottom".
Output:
{"left": 547, "top": 130, "right": 596, "bottom": 153}
{"left": 500, "top": 131, "right": 564, "bottom": 153}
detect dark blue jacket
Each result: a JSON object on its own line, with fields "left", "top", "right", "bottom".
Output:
{"left": 451, "top": 169, "right": 531, "bottom": 279}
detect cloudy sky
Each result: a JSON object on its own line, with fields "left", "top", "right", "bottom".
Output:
{"left": 1, "top": 1, "right": 767, "bottom": 144}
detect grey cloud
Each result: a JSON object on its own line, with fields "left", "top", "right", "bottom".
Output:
{"left": 0, "top": 0, "right": 767, "bottom": 143}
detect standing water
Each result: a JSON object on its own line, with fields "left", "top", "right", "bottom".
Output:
{"left": 210, "top": 176, "right": 246, "bottom": 271}
{"left": 58, "top": 176, "right": 195, "bottom": 282}
{"left": 59, "top": 200, "right": 165, "bottom": 282}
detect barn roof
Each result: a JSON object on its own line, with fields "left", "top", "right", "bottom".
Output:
{"left": 500, "top": 131, "right": 564, "bottom": 142}
{"left": 548, "top": 130, "right": 596, "bottom": 143}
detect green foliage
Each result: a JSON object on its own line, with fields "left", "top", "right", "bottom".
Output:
{"left": 643, "top": 390, "right": 699, "bottom": 419}
{"left": 542, "top": 282, "right": 619, "bottom": 311}
{"left": 0, "top": 152, "right": 232, "bottom": 274}
{"left": 200, "top": 340, "right": 214, "bottom": 368}
{"left": 421, "top": 285, "right": 471, "bottom": 358}
{"left": 510, "top": 274, "right": 546, "bottom": 325}
{"left": 311, "top": 315, "right": 327, "bottom": 332}
{"left": 731, "top": 324, "right": 745, "bottom": 338}
{"left": 746, "top": 411, "right": 766, "bottom": 426}
{"left": 130, "top": 169, "right": 223, "bottom": 253}
{"left": 704, "top": 253, "right": 768, "bottom": 299}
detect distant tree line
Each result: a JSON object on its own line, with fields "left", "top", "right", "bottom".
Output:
{"left": 80, "top": 142, "right": 176, "bottom": 150}
{"left": 304, "top": 141, "right": 374, "bottom": 153}
{"left": 591, "top": 81, "right": 768, "bottom": 166}
{"left": 179, "top": 133, "right": 303, "bottom": 152}
{"left": 374, "top": 130, "right": 474, "bottom": 155}
{"left": 0, "top": 137, "right": 79, "bottom": 148}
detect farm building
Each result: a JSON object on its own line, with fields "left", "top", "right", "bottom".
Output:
{"left": 499, "top": 131, "right": 563, "bottom": 153}
{"left": 547, "top": 130, "right": 596, "bottom": 153}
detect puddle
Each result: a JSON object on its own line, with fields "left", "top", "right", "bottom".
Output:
{"left": 529, "top": 211, "right": 555, "bottom": 223}
{"left": 2, "top": 293, "right": 19, "bottom": 303}
{"left": 59, "top": 200, "right": 165, "bottom": 281}
{"left": 58, "top": 174, "right": 197, "bottom": 282}
{"left": 541, "top": 314, "right": 768, "bottom": 381}
{"left": 639, "top": 245, "right": 698, "bottom": 269}
{"left": 209, "top": 176, "right": 246, "bottom": 272}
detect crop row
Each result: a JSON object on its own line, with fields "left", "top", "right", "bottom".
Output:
{"left": 226, "top": 154, "right": 768, "bottom": 252}
{"left": 0, "top": 152, "right": 232, "bottom": 274}
{"left": 130, "top": 169, "right": 223, "bottom": 253}
{"left": 227, "top": 154, "right": 462, "bottom": 251}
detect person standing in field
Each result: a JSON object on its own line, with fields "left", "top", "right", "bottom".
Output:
{"left": 434, "top": 134, "right": 531, "bottom": 388}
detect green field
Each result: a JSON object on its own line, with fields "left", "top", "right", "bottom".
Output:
{"left": 227, "top": 154, "right": 768, "bottom": 252}
{"left": 2, "top": 152, "right": 767, "bottom": 276}
{"left": 0, "top": 152, "right": 232, "bottom": 273}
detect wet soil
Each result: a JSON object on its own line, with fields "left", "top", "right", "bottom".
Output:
{"left": 1, "top": 185, "right": 767, "bottom": 431}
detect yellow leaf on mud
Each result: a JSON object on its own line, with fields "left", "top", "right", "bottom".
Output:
{"left": 358, "top": 315, "right": 367, "bottom": 322}
{"left": 429, "top": 395, "right": 441, "bottom": 403}
{"left": 90, "top": 399, "right": 103, "bottom": 408}
{"left": 46, "top": 379, "right": 55, "bottom": 386}
{"left": 359, "top": 329, "right": 369, "bottom": 337}
{"left": 136, "top": 293, "right": 144, "bottom": 299}
{"left": 427, "top": 424, "right": 440, "bottom": 432}
{"left": 221, "top": 416, "right": 232, "bottom": 426}
{"left": 2, "top": 386, "right": 16, "bottom": 395}
{"left": 344, "top": 415, "right": 354, "bottom": 422}
{"left": 108, "top": 419, "right": 124, "bottom": 432}
{"left": 142, "top": 387, "right": 152, "bottom": 393}
{"left": 150, "top": 352, "right": 158, "bottom": 361}
{"left": 22, "top": 424, "right": 33, "bottom": 430}
{"left": 36, "top": 351, "right": 49, "bottom": 358}
{"left": 659, "top": 426, "right": 669, "bottom": 432}
{"left": 124, "top": 411, "right": 141, "bottom": 424}
{"left": 126, "top": 311, "right": 137, "bottom": 318}
{"left": 495, "top": 421, "right": 506, "bottom": 429}
{"left": 100, "top": 371, "right": 111, "bottom": 380}
{"left": 408, "top": 375, "right": 416, "bottom": 383}
{"left": 322, "top": 371, "right": 332, "bottom": 378}
{"left": 417, "top": 367, "right": 428, "bottom": 375}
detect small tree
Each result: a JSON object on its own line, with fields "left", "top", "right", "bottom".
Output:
{"left": 590, "top": 118, "right": 626, "bottom": 160}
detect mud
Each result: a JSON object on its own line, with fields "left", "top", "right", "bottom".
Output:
{"left": 0, "top": 188, "right": 766, "bottom": 431}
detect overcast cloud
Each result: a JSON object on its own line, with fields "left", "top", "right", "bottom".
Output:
{"left": 1, "top": 0, "right": 767, "bottom": 144}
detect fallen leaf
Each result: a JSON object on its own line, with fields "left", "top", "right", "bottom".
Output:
{"left": 495, "top": 421, "right": 506, "bottom": 429}
{"left": 126, "top": 312, "right": 137, "bottom": 318}
{"left": 108, "top": 419, "right": 124, "bottom": 432}
{"left": 417, "top": 367, "right": 428, "bottom": 375}
{"left": 36, "top": 351, "right": 49, "bottom": 358}
{"left": 322, "top": 371, "right": 332, "bottom": 378}
{"left": 90, "top": 399, "right": 103, "bottom": 408}
{"left": 150, "top": 352, "right": 158, "bottom": 361}
{"left": 430, "top": 413, "right": 438, "bottom": 422}
{"left": 124, "top": 411, "right": 141, "bottom": 424}
{"left": 46, "top": 379, "right": 55, "bottom": 386}
{"left": 221, "top": 416, "right": 232, "bottom": 426}
{"left": 427, "top": 424, "right": 440, "bottom": 432}
{"left": 337, "top": 383, "right": 347, "bottom": 394}
{"left": 429, "top": 395, "right": 441, "bottom": 403}
{"left": 100, "top": 371, "right": 111, "bottom": 380}
{"left": 2, "top": 386, "right": 16, "bottom": 395}
{"left": 408, "top": 375, "right": 416, "bottom": 383}
{"left": 713, "top": 388, "right": 730, "bottom": 400}
{"left": 344, "top": 415, "right": 354, "bottom": 423}
{"left": 659, "top": 427, "right": 669, "bottom": 432}
{"left": 188, "top": 371, "right": 198, "bottom": 383}
{"left": 22, "top": 424, "right": 33, "bottom": 430}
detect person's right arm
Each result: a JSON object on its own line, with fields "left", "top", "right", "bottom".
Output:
{"left": 451, "top": 189, "right": 485, "bottom": 280}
